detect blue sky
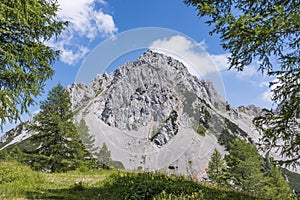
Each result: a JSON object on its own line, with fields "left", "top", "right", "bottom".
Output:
{"left": 2, "top": 0, "right": 274, "bottom": 134}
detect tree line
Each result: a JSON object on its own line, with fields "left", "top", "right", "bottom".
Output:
{"left": 207, "top": 140, "right": 294, "bottom": 199}
{"left": 0, "top": 84, "right": 122, "bottom": 172}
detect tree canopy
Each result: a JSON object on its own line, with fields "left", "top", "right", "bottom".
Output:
{"left": 0, "top": 0, "right": 67, "bottom": 127}
{"left": 184, "top": 0, "right": 300, "bottom": 166}
{"left": 225, "top": 140, "right": 266, "bottom": 193}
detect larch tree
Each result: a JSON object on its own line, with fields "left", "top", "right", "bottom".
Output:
{"left": 184, "top": 0, "right": 300, "bottom": 166}
{"left": 264, "top": 164, "right": 293, "bottom": 199}
{"left": 225, "top": 140, "right": 266, "bottom": 194}
{"left": 0, "top": 0, "right": 67, "bottom": 127}
{"left": 96, "top": 143, "right": 113, "bottom": 167}
{"left": 226, "top": 140, "right": 293, "bottom": 199}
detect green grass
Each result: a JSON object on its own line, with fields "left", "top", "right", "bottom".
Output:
{"left": 0, "top": 161, "right": 264, "bottom": 200}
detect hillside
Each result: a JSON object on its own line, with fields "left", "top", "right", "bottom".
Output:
{"left": 0, "top": 161, "right": 263, "bottom": 200}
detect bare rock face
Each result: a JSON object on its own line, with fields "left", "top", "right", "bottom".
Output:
{"left": 151, "top": 110, "right": 179, "bottom": 147}
{"left": 238, "top": 105, "right": 263, "bottom": 117}
{"left": 96, "top": 51, "right": 221, "bottom": 133}
{"left": 69, "top": 51, "right": 231, "bottom": 150}
{"left": 99, "top": 60, "right": 180, "bottom": 130}
{"left": 67, "top": 82, "right": 94, "bottom": 110}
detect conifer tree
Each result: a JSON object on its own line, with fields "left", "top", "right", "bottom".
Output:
{"left": 96, "top": 143, "right": 113, "bottom": 167}
{"left": 0, "top": 149, "right": 8, "bottom": 161}
{"left": 29, "top": 84, "right": 89, "bottom": 172}
{"left": 225, "top": 139, "right": 293, "bottom": 198}
{"left": 0, "top": 0, "right": 67, "bottom": 127}
{"left": 76, "top": 118, "right": 98, "bottom": 155}
{"left": 9, "top": 146, "right": 23, "bottom": 162}
{"left": 264, "top": 164, "right": 293, "bottom": 199}
{"left": 207, "top": 149, "right": 228, "bottom": 187}
{"left": 225, "top": 140, "right": 266, "bottom": 194}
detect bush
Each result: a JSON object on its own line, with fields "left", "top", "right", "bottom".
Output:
{"left": 103, "top": 172, "right": 168, "bottom": 199}
{"left": 100, "top": 171, "right": 258, "bottom": 200}
{"left": 0, "top": 161, "right": 42, "bottom": 184}
{"left": 196, "top": 126, "right": 206, "bottom": 136}
{"left": 101, "top": 172, "right": 208, "bottom": 200}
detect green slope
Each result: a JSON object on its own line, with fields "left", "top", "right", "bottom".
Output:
{"left": 0, "top": 161, "right": 264, "bottom": 200}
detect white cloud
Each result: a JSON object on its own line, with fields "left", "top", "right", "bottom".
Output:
{"left": 261, "top": 78, "right": 279, "bottom": 104}
{"left": 235, "top": 67, "right": 257, "bottom": 79}
{"left": 262, "top": 89, "right": 273, "bottom": 103}
{"left": 57, "top": 0, "right": 117, "bottom": 39}
{"left": 210, "top": 54, "right": 230, "bottom": 71}
{"left": 259, "top": 81, "right": 269, "bottom": 88}
{"left": 60, "top": 45, "right": 90, "bottom": 66}
{"left": 149, "top": 35, "right": 228, "bottom": 77}
{"left": 50, "top": 0, "right": 118, "bottom": 65}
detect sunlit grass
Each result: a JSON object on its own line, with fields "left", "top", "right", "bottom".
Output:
{"left": 0, "top": 161, "right": 262, "bottom": 200}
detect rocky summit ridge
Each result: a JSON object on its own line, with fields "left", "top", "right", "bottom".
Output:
{"left": 1, "top": 50, "right": 263, "bottom": 179}
{"left": 65, "top": 50, "right": 262, "bottom": 178}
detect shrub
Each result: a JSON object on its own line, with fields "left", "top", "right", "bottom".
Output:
{"left": 196, "top": 126, "right": 206, "bottom": 136}
{"left": 0, "top": 161, "right": 42, "bottom": 184}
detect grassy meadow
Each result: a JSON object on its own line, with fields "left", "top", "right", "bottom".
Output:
{"left": 0, "top": 161, "right": 267, "bottom": 200}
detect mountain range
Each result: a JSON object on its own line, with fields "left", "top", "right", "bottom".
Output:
{"left": 0, "top": 50, "right": 283, "bottom": 180}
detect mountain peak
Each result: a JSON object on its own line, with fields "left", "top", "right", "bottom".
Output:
{"left": 1, "top": 50, "right": 266, "bottom": 179}
{"left": 137, "top": 50, "right": 187, "bottom": 72}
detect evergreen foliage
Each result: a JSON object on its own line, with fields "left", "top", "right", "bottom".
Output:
{"left": 28, "top": 84, "right": 91, "bottom": 172}
{"left": 76, "top": 118, "right": 98, "bottom": 155}
{"left": 225, "top": 140, "right": 267, "bottom": 194}
{"left": 264, "top": 164, "right": 293, "bottom": 199}
{"left": 207, "top": 149, "right": 228, "bottom": 187}
{"left": 184, "top": 0, "right": 300, "bottom": 167}
{"left": 207, "top": 139, "right": 294, "bottom": 198}
{"left": 0, "top": 149, "right": 8, "bottom": 160}
{"left": 96, "top": 143, "right": 113, "bottom": 168}
{"left": 56, "top": 116, "right": 122, "bottom": 170}
{"left": 218, "top": 129, "right": 237, "bottom": 150}
{"left": 224, "top": 118, "right": 248, "bottom": 137}
{"left": 196, "top": 126, "right": 206, "bottom": 136}
{"left": 0, "top": 0, "right": 67, "bottom": 127}
{"left": 9, "top": 146, "right": 23, "bottom": 161}
{"left": 282, "top": 168, "right": 300, "bottom": 198}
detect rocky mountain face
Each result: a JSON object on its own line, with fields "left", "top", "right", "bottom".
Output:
{"left": 66, "top": 50, "right": 263, "bottom": 178}
{"left": 1, "top": 50, "right": 264, "bottom": 179}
